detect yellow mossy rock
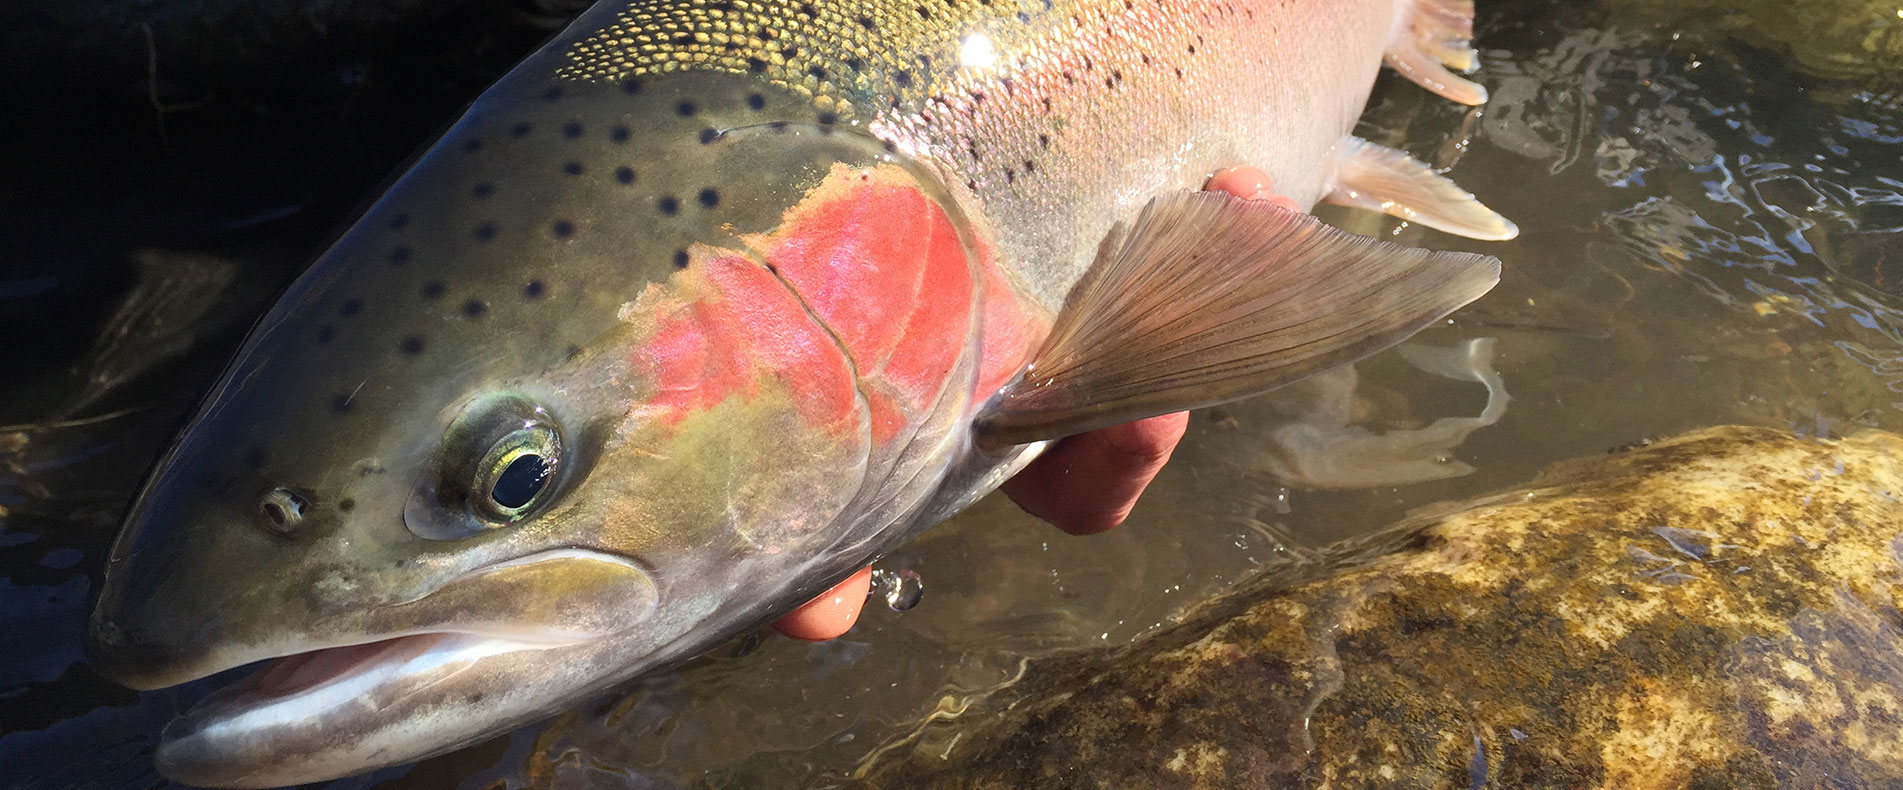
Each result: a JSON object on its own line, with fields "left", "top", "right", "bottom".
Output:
{"left": 861, "top": 426, "right": 1903, "bottom": 789}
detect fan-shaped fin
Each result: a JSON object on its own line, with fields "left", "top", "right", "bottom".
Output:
{"left": 972, "top": 190, "right": 1501, "bottom": 447}
{"left": 1325, "top": 137, "right": 1519, "bottom": 241}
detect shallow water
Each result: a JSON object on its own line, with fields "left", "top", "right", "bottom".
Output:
{"left": 2, "top": 0, "right": 1899, "bottom": 786}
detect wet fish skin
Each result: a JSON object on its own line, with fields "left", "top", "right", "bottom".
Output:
{"left": 86, "top": 0, "right": 1505, "bottom": 784}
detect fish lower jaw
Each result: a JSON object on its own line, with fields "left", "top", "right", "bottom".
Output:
{"left": 156, "top": 632, "right": 566, "bottom": 788}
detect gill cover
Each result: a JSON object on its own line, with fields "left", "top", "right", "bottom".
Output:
{"left": 89, "top": 65, "right": 988, "bottom": 785}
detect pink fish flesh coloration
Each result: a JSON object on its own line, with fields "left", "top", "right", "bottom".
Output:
{"left": 87, "top": 0, "right": 1515, "bottom": 784}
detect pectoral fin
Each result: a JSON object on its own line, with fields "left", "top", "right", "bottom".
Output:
{"left": 1325, "top": 137, "right": 1519, "bottom": 241}
{"left": 972, "top": 190, "right": 1500, "bottom": 447}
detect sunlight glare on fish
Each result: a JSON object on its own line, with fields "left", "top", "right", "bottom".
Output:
{"left": 959, "top": 33, "right": 998, "bottom": 69}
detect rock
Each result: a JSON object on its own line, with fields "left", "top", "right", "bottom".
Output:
{"left": 859, "top": 426, "right": 1903, "bottom": 789}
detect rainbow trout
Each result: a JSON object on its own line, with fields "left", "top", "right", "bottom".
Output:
{"left": 88, "top": 0, "right": 1513, "bottom": 784}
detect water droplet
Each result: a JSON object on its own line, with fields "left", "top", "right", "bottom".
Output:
{"left": 868, "top": 567, "right": 924, "bottom": 612}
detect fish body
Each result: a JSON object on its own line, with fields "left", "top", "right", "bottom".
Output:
{"left": 87, "top": 0, "right": 1510, "bottom": 785}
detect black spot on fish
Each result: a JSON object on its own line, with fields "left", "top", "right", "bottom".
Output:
{"left": 611, "top": 125, "right": 631, "bottom": 142}
{"left": 511, "top": 122, "right": 532, "bottom": 138}
{"left": 672, "top": 32, "right": 694, "bottom": 45}
{"left": 1023, "top": 159, "right": 1036, "bottom": 174}
{"left": 710, "top": 0, "right": 732, "bottom": 11}
{"left": 1005, "top": 167, "right": 1016, "bottom": 183}
{"left": 673, "top": 249, "right": 690, "bottom": 268}
{"left": 658, "top": 196, "right": 680, "bottom": 215}
{"left": 1016, "top": 10, "right": 1031, "bottom": 21}
{"left": 1042, "top": 97, "right": 1053, "bottom": 113}
{"left": 340, "top": 299, "right": 363, "bottom": 317}
{"left": 765, "top": 262, "right": 779, "bottom": 274}
{"left": 563, "top": 161, "right": 584, "bottom": 175}
{"left": 244, "top": 447, "right": 269, "bottom": 469}
{"left": 621, "top": 78, "right": 643, "bottom": 94}
{"left": 563, "top": 122, "right": 584, "bottom": 138}
{"left": 808, "top": 65, "right": 828, "bottom": 80}
{"left": 747, "top": 57, "right": 768, "bottom": 73}
{"left": 565, "top": 345, "right": 582, "bottom": 360}
{"left": 463, "top": 138, "right": 483, "bottom": 153}
{"left": 1187, "top": 43, "right": 1196, "bottom": 54}
{"left": 542, "top": 87, "right": 564, "bottom": 101}
{"left": 400, "top": 336, "right": 425, "bottom": 355}
{"left": 780, "top": 45, "right": 798, "bottom": 59}
{"left": 475, "top": 223, "right": 498, "bottom": 242}
{"left": 472, "top": 182, "right": 495, "bottom": 199}
{"left": 894, "top": 69, "right": 913, "bottom": 87}
{"left": 769, "top": 121, "right": 789, "bottom": 132}
{"left": 698, "top": 187, "right": 720, "bottom": 207}
{"left": 1174, "top": 67, "right": 1183, "bottom": 78}
{"left": 915, "top": 5, "right": 931, "bottom": 19}
{"left": 817, "top": 110, "right": 837, "bottom": 125}
{"left": 1038, "top": 133, "right": 1051, "bottom": 148}
{"left": 676, "top": 101, "right": 697, "bottom": 116}
{"left": 882, "top": 140, "right": 898, "bottom": 153}
{"left": 315, "top": 325, "right": 335, "bottom": 344}
{"left": 524, "top": 280, "right": 546, "bottom": 299}
{"left": 747, "top": 93, "right": 766, "bottom": 110}
{"left": 698, "top": 128, "right": 720, "bottom": 144}
{"left": 388, "top": 213, "right": 411, "bottom": 230}
{"left": 389, "top": 246, "right": 411, "bottom": 265}
{"left": 551, "top": 220, "right": 575, "bottom": 238}
{"left": 463, "top": 299, "right": 487, "bottom": 318}
{"left": 614, "top": 166, "right": 636, "bottom": 184}
{"left": 338, "top": 498, "right": 356, "bottom": 512}
{"left": 856, "top": 14, "right": 875, "bottom": 29}
{"left": 797, "top": 2, "right": 816, "bottom": 16}
{"left": 421, "top": 281, "right": 445, "bottom": 299}
{"left": 331, "top": 393, "right": 355, "bottom": 414}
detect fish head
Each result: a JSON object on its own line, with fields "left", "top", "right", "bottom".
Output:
{"left": 88, "top": 66, "right": 984, "bottom": 787}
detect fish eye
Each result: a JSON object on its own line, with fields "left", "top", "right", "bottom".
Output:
{"left": 472, "top": 424, "right": 562, "bottom": 522}
{"left": 405, "top": 393, "right": 569, "bottom": 540}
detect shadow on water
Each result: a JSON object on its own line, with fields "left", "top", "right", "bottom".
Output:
{"left": 0, "top": 0, "right": 1898, "bottom": 786}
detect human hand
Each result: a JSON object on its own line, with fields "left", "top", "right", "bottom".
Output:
{"left": 772, "top": 167, "right": 1294, "bottom": 641}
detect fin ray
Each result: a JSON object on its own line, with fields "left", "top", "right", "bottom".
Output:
{"left": 1326, "top": 137, "right": 1519, "bottom": 241}
{"left": 972, "top": 191, "right": 1501, "bottom": 447}
{"left": 1386, "top": 0, "right": 1488, "bottom": 104}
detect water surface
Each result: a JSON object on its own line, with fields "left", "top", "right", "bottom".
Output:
{"left": 2, "top": 0, "right": 1899, "bottom": 786}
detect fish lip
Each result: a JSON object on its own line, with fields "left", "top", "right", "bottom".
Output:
{"left": 154, "top": 631, "right": 568, "bottom": 787}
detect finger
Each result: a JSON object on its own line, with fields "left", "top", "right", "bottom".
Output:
{"left": 1001, "top": 411, "right": 1190, "bottom": 535}
{"left": 1204, "top": 166, "right": 1275, "bottom": 200}
{"left": 772, "top": 566, "right": 873, "bottom": 641}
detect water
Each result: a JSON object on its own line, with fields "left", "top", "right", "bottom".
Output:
{"left": 2, "top": 0, "right": 1899, "bottom": 786}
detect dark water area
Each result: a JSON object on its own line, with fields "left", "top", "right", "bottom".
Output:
{"left": 1, "top": 0, "right": 1899, "bottom": 787}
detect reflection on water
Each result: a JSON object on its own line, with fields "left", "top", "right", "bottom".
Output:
{"left": 1, "top": 0, "right": 1899, "bottom": 786}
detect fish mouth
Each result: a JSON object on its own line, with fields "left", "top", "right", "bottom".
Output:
{"left": 155, "top": 631, "right": 579, "bottom": 788}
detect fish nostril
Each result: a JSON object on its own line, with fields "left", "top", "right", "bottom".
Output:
{"left": 260, "top": 488, "right": 310, "bottom": 534}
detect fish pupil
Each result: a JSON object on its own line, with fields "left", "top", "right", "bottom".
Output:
{"left": 491, "top": 453, "right": 552, "bottom": 510}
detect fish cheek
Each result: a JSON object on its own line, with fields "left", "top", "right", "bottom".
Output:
{"left": 582, "top": 387, "right": 870, "bottom": 576}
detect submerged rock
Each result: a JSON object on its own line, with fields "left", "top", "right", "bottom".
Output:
{"left": 859, "top": 426, "right": 1903, "bottom": 789}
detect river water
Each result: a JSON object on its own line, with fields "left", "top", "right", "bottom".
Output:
{"left": 2, "top": 0, "right": 1898, "bottom": 786}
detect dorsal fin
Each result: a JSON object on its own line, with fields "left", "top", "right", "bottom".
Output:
{"left": 972, "top": 190, "right": 1500, "bottom": 447}
{"left": 1325, "top": 137, "right": 1519, "bottom": 241}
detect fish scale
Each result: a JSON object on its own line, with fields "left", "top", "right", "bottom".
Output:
{"left": 561, "top": 0, "right": 1393, "bottom": 305}
{"left": 87, "top": 0, "right": 1514, "bottom": 784}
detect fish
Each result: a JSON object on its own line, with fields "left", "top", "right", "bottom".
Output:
{"left": 85, "top": 0, "right": 1515, "bottom": 785}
